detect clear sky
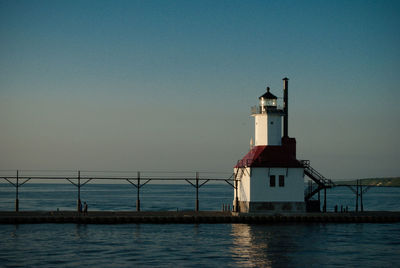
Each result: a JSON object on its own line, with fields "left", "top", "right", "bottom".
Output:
{"left": 0, "top": 0, "right": 399, "bottom": 180}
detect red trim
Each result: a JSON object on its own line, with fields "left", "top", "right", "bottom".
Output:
{"left": 235, "top": 138, "right": 302, "bottom": 168}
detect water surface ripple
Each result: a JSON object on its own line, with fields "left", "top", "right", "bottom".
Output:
{"left": 1, "top": 223, "right": 399, "bottom": 267}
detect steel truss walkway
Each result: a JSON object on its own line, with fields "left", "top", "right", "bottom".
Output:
{"left": 0, "top": 170, "right": 235, "bottom": 212}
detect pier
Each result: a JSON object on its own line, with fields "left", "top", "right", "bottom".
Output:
{"left": 1, "top": 170, "right": 400, "bottom": 220}
{"left": 1, "top": 211, "right": 399, "bottom": 224}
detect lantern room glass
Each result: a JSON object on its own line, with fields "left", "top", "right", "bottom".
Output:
{"left": 260, "top": 97, "right": 277, "bottom": 108}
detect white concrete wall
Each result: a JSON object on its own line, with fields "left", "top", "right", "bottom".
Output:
{"left": 267, "top": 114, "right": 282, "bottom": 145}
{"left": 254, "top": 114, "right": 282, "bottom": 146}
{"left": 234, "top": 167, "right": 251, "bottom": 202}
{"left": 254, "top": 115, "right": 268, "bottom": 146}
{"left": 249, "top": 167, "right": 304, "bottom": 202}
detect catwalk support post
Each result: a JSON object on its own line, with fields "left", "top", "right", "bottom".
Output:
{"left": 360, "top": 181, "right": 364, "bottom": 212}
{"left": 195, "top": 172, "right": 199, "bottom": 212}
{"left": 137, "top": 171, "right": 141, "bottom": 212}
{"left": 356, "top": 179, "right": 359, "bottom": 212}
{"left": 15, "top": 170, "right": 19, "bottom": 212}
{"left": 77, "top": 170, "right": 81, "bottom": 213}
{"left": 234, "top": 177, "right": 239, "bottom": 212}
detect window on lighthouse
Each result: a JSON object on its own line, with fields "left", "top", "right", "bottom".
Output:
{"left": 279, "top": 175, "right": 285, "bottom": 187}
{"left": 269, "top": 175, "right": 276, "bottom": 187}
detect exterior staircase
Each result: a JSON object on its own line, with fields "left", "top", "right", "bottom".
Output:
{"left": 301, "top": 160, "right": 335, "bottom": 201}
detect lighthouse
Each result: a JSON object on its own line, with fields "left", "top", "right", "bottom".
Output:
{"left": 233, "top": 78, "right": 306, "bottom": 213}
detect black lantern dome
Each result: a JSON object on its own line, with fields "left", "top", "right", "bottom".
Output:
{"left": 259, "top": 87, "right": 277, "bottom": 108}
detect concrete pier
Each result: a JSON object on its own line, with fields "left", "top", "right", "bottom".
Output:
{"left": 0, "top": 211, "right": 399, "bottom": 224}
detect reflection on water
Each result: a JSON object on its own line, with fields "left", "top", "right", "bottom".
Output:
{"left": 10, "top": 224, "right": 19, "bottom": 238}
{"left": 231, "top": 224, "right": 272, "bottom": 267}
{"left": 75, "top": 224, "right": 88, "bottom": 240}
{"left": 230, "top": 223, "right": 400, "bottom": 267}
{"left": 231, "top": 224, "right": 309, "bottom": 267}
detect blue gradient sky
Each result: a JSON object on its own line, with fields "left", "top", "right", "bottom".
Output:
{"left": 1, "top": 0, "right": 399, "bottom": 180}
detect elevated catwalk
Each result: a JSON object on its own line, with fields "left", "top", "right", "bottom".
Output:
{"left": 1, "top": 211, "right": 399, "bottom": 224}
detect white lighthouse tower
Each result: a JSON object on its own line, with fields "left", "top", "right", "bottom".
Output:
{"left": 233, "top": 78, "right": 306, "bottom": 213}
{"left": 254, "top": 86, "right": 283, "bottom": 146}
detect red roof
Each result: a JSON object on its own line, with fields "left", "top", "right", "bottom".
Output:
{"left": 235, "top": 138, "right": 302, "bottom": 168}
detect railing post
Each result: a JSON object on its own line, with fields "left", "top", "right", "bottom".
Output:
{"left": 136, "top": 171, "right": 140, "bottom": 212}
{"left": 360, "top": 181, "right": 364, "bottom": 212}
{"left": 356, "top": 179, "right": 359, "bottom": 212}
{"left": 77, "top": 170, "right": 81, "bottom": 213}
{"left": 195, "top": 172, "right": 199, "bottom": 212}
{"left": 15, "top": 170, "right": 19, "bottom": 212}
{"left": 234, "top": 175, "right": 239, "bottom": 212}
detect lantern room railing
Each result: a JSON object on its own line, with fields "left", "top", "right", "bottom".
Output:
{"left": 251, "top": 105, "right": 284, "bottom": 115}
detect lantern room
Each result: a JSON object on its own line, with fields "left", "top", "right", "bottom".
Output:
{"left": 259, "top": 87, "right": 277, "bottom": 113}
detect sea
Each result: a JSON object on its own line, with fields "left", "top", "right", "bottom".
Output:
{"left": 0, "top": 183, "right": 399, "bottom": 267}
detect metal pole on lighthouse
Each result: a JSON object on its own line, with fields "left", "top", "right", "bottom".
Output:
{"left": 283, "top": 77, "right": 289, "bottom": 137}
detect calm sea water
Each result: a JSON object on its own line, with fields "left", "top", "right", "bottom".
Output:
{"left": 1, "top": 183, "right": 400, "bottom": 267}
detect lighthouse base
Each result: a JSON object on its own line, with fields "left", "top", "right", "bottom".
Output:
{"left": 237, "top": 201, "right": 305, "bottom": 213}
